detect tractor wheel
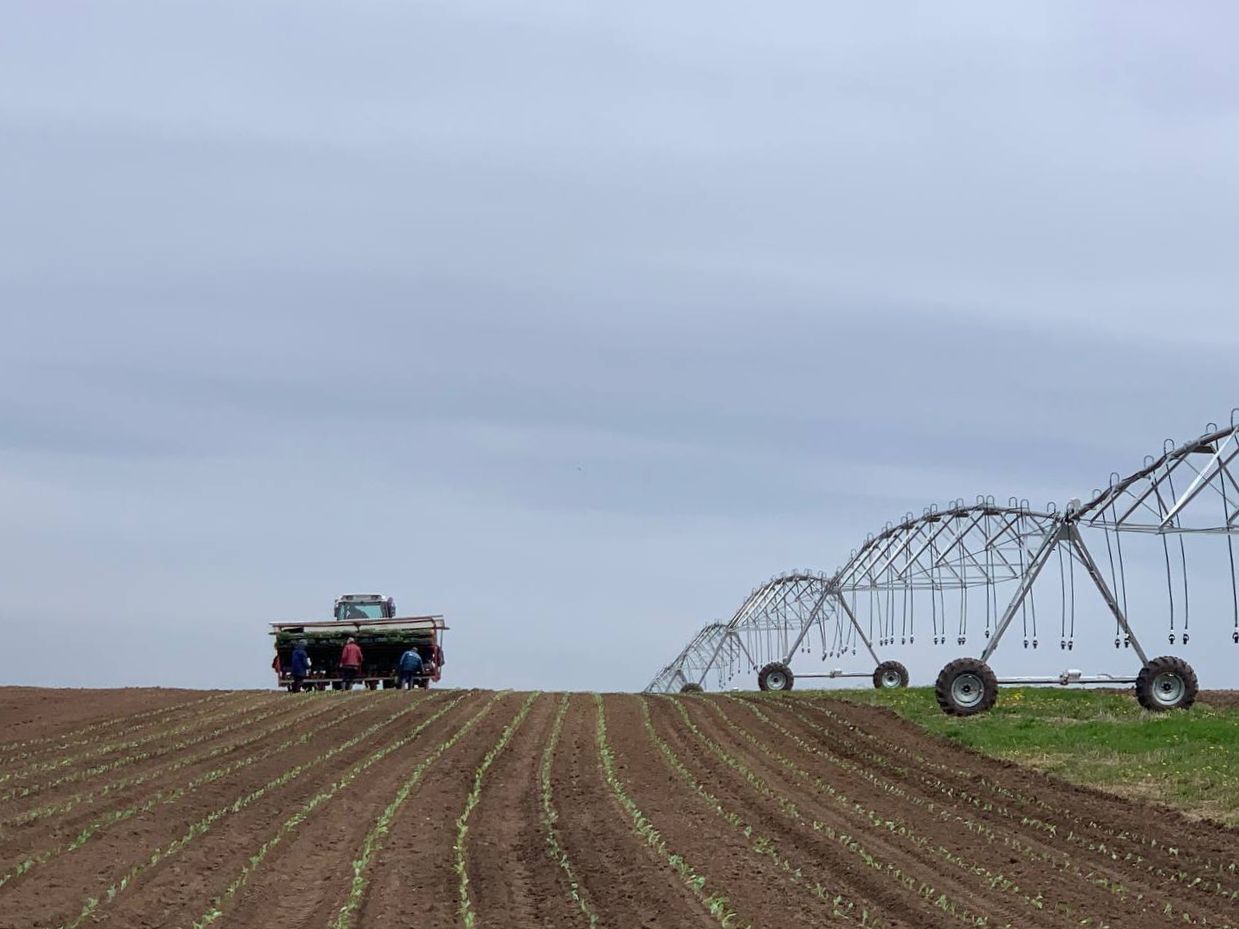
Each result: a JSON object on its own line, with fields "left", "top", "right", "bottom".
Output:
{"left": 680, "top": 683, "right": 704, "bottom": 694}
{"left": 873, "top": 660, "right": 910, "bottom": 689}
{"left": 1135, "top": 656, "right": 1198, "bottom": 711}
{"left": 935, "top": 658, "right": 998, "bottom": 716}
{"left": 757, "top": 661, "right": 795, "bottom": 692}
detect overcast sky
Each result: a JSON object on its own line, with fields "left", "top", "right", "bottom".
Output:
{"left": 2, "top": 2, "right": 1238, "bottom": 692}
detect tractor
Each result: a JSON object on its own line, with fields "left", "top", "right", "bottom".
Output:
{"left": 270, "top": 593, "right": 447, "bottom": 691}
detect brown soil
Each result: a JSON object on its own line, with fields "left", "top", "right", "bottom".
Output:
{"left": 0, "top": 688, "right": 1236, "bottom": 929}
{"left": 0, "top": 687, "right": 227, "bottom": 747}
{"left": 1199, "top": 689, "right": 1239, "bottom": 709}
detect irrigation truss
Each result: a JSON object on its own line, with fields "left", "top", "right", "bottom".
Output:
{"left": 646, "top": 413, "right": 1239, "bottom": 714}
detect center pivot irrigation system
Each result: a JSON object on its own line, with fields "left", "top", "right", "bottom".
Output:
{"left": 646, "top": 414, "right": 1239, "bottom": 715}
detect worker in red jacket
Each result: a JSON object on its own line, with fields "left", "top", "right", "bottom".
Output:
{"left": 339, "top": 637, "right": 363, "bottom": 690}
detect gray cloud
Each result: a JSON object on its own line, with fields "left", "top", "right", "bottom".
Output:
{"left": 3, "top": 1, "right": 1238, "bottom": 691}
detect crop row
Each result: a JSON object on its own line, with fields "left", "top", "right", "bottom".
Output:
{"left": 731, "top": 698, "right": 1141, "bottom": 925}
{"left": 187, "top": 691, "right": 475, "bottom": 929}
{"left": 723, "top": 698, "right": 1143, "bottom": 919}
{"left": 791, "top": 696, "right": 1239, "bottom": 883}
{"left": 772, "top": 697, "right": 1239, "bottom": 909}
{"left": 667, "top": 698, "right": 1009, "bottom": 929}
{"left": 1, "top": 694, "right": 350, "bottom": 831}
{"left": 638, "top": 697, "right": 875, "bottom": 926}
{"left": 332, "top": 692, "right": 510, "bottom": 929}
{"left": 56, "top": 693, "right": 442, "bottom": 929}
{"left": 0, "top": 694, "right": 405, "bottom": 891}
{"left": 0, "top": 692, "right": 232, "bottom": 765}
{"left": 0, "top": 694, "right": 316, "bottom": 803}
{"left": 708, "top": 703, "right": 1115, "bottom": 926}
{"left": 0, "top": 694, "right": 270, "bottom": 785}
{"left": 593, "top": 694, "right": 745, "bottom": 929}
{"left": 538, "top": 694, "right": 598, "bottom": 927}
{"left": 455, "top": 692, "right": 540, "bottom": 928}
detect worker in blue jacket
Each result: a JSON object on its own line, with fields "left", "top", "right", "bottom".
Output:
{"left": 291, "top": 640, "right": 311, "bottom": 692}
{"left": 397, "top": 647, "right": 423, "bottom": 690}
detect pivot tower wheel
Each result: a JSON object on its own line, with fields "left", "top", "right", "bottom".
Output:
{"left": 680, "top": 682, "right": 704, "bottom": 694}
{"left": 757, "top": 661, "right": 795, "bottom": 692}
{"left": 935, "top": 658, "right": 999, "bottom": 716}
{"left": 873, "top": 660, "right": 909, "bottom": 689}
{"left": 1135, "top": 656, "right": 1198, "bottom": 711}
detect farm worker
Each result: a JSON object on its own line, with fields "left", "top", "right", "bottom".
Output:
{"left": 339, "top": 637, "right": 363, "bottom": 689}
{"left": 291, "top": 640, "right": 311, "bottom": 693}
{"left": 397, "top": 647, "right": 423, "bottom": 690}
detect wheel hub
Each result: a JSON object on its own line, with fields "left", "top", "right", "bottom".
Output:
{"left": 767, "top": 671, "right": 788, "bottom": 690}
{"left": 951, "top": 672, "right": 984, "bottom": 708}
{"left": 880, "top": 670, "right": 901, "bottom": 688}
{"left": 1151, "top": 671, "right": 1185, "bottom": 707}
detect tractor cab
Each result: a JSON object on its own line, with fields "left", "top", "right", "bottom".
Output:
{"left": 333, "top": 594, "right": 396, "bottom": 622}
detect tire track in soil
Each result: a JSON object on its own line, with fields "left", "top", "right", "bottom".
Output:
{"left": 0, "top": 693, "right": 343, "bottom": 843}
{"left": 785, "top": 695, "right": 1239, "bottom": 916}
{"left": 695, "top": 696, "right": 1198, "bottom": 929}
{"left": 0, "top": 692, "right": 443, "bottom": 929}
{"left": 108, "top": 691, "right": 489, "bottom": 929}
{"left": 461, "top": 693, "right": 589, "bottom": 928}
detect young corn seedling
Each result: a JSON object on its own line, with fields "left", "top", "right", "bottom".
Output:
{"left": 538, "top": 694, "right": 599, "bottom": 927}
{"left": 332, "top": 692, "right": 511, "bottom": 929}
{"left": 456, "top": 692, "right": 540, "bottom": 929}
{"left": 187, "top": 692, "right": 470, "bottom": 929}
{"left": 593, "top": 694, "right": 748, "bottom": 929}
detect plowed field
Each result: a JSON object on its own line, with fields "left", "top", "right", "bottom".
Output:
{"left": 2, "top": 688, "right": 1237, "bottom": 929}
